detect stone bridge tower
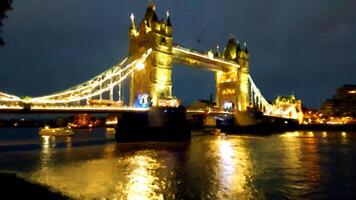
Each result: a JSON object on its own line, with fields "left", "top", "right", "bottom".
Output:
{"left": 129, "top": 3, "right": 173, "bottom": 107}
{"left": 216, "top": 37, "right": 250, "bottom": 112}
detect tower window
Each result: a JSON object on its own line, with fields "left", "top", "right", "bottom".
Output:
{"left": 160, "top": 37, "right": 166, "bottom": 44}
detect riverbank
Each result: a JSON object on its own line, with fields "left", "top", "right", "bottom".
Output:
{"left": 218, "top": 123, "right": 356, "bottom": 134}
{"left": 297, "top": 124, "right": 356, "bottom": 131}
{"left": 0, "top": 172, "right": 69, "bottom": 199}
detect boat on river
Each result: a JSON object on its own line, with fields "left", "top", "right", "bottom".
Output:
{"left": 39, "top": 126, "right": 74, "bottom": 137}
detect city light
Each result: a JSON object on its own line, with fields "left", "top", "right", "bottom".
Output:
{"left": 130, "top": 13, "right": 135, "bottom": 22}
{"left": 223, "top": 102, "right": 233, "bottom": 110}
{"left": 136, "top": 62, "right": 145, "bottom": 70}
{"left": 342, "top": 132, "right": 347, "bottom": 137}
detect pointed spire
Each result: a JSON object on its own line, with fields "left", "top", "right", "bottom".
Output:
{"left": 243, "top": 42, "right": 248, "bottom": 53}
{"left": 244, "top": 48, "right": 249, "bottom": 54}
{"left": 229, "top": 33, "right": 235, "bottom": 39}
{"left": 214, "top": 45, "right": 220, "bottom": 57}
{"left": 236, "top": 41, "right": 242, "bottom": 51}
{"left": 166, "top": 11, "right": 172, "bottom": 26}
{"left": 129, "top": 13, "right": 136, "bottom": 30}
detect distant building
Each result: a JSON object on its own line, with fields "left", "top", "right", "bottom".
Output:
{"left": 302, "top": 109, "right": 324, "bottom": 124}
{"left": 271, "top": 95, "right": 303, "bottom": 123}
{"left": 320, "top": 84, "right": 356, "bottom": 117}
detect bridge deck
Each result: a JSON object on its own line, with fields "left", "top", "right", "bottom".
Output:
{"left": 0, "top": 106, "right": 149, "bottom": 114}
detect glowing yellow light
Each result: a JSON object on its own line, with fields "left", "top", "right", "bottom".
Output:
{"left": 282, "top": 131, "right": 299, "bottom": 137}
{"left": 130, "top": 13, "right": 135, "bottom": 22}
{"left": 342, "top": 132, "right": 347, "bottom": 137}
{"left": 322, "top": 132, "right": 327, "bottom": 138}
{"left": 136, "top": 62, "right": 145, "bottom": 70}
{"left": 308, "top": 132, "right": 314, "bottom": 137}
{"left": 42, "top": 135, "right": 50, "bottom": 146}
{"left": 125, "top": 155, "right": 163, "bottom": 200}
{"left": 207, "top": 51, "right": 214, "bottom": 59}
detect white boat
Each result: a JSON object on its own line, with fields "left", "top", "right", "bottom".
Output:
{"left": 39, "top": 126, "right": 74, "bottom": 136}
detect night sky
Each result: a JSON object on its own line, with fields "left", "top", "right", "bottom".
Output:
{"left": 0, "top": 0, "right": 355, "bottom": 108}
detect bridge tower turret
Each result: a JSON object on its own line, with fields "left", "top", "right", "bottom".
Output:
{"left": 236, "top": 42, "right": 250, "bottom": 111}
{"left": 129, "top": 3, "right": 173, "bottom": 107}
{"left": 216, "top": 37, "right": 250, "bottom": 112}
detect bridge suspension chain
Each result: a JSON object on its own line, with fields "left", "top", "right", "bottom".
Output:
{"left": 249, "top": 75, "right": 301, "bottom": 121}
{"left": 0, "top": 92, "right": 21, "bottom": 102}
{"left": 248, "top": 75, "right": 273, "bottom": 113}
{"left": 0, "top": 49, "right": 152, "bottom": 105}
{"left": 29, "top": 49, "right": 152, "bottom": 104}
{"left": 32, "top": 57, "right": 129, "bottom": 101}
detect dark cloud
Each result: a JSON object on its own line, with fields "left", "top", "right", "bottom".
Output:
{"left": 0, "top": 0, "right": 355, "bottom": 108}
{"left": 0, "top": 0, "right": 12, "bottom": 45}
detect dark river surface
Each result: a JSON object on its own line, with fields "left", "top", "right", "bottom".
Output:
{"left": 0, "top": 128, "right": 355, "bottom": 199}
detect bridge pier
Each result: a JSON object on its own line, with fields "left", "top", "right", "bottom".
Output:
{"left": 115, "top": 106, "right": 191, "bottom": 142}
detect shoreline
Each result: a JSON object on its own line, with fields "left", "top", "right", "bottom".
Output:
{"left": 0, "top": 172, "right": 69, "bottom": 199}
{"left": 217, "top": 123, "right": 356, "bottom": 134}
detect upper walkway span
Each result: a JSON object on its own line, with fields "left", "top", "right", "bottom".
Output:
{"left": 172, "top": 44, "right": 239, "bottom": 72}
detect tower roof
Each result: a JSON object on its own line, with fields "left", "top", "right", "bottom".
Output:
{"left": 224, "top": 37, "right": 238, "bottom": 59}
{"left": 226, "top": 37, "right": 237, "bottom": 48}
{"left": 144, "top": 3, "right": 158, "bottom": 23}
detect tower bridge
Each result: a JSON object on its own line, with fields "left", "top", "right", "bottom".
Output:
{"left": 0, "top": 3, "right": 302, "bottom": 125}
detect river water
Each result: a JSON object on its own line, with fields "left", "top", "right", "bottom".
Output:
{"left": 0, "top": 128, "right": 355, "bottom": 199}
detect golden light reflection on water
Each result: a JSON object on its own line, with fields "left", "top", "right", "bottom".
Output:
{"left": 120, "top": 154, "right": 164, "bottom": 200}
{"left": 342, "top": 131, "right": 347, "bottom": 138}
{"left": 21, "top": 130, "right": 354, "bottom": 199}
{"left": 40, "top": 136, "right": 56, "bottom": 170}
{"left": 341, "top": 131, "right": 349, "bottom": 145}
{"left": 30, "top": 154, "right": 120, "bottom": 199}
{"left": 280, "top": 131, "right": 321, "bottom": 192}
{"left": 281, "top": 131, "right": 300, "bottom": 138}
{"left": 213, "top": 135, "right": 257, "bottom": 199}
{"left": 30, "top": 142, "right": 167, "bottom": 200}
{"left": 40, "top": 136, "right": 73, "bottom": 158}
{"left": 103, "top": 142, "right": 117, "bottom": 159}
{"left": 10, "top": 128, "right": 355, "bottom": 200}
{"left": 105, "top": 128, "right": 116, "bottom": 139}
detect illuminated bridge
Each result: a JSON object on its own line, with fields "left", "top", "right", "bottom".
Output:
{"left": 0, "top": 4, "right": 302, "bottom": 125}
